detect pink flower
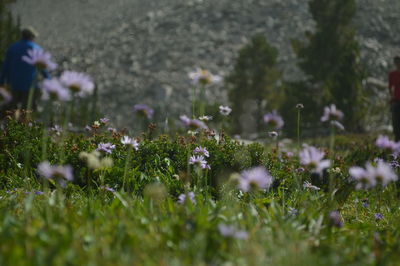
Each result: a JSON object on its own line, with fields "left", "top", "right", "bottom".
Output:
{"left": 321, "top": 104, "right": 344, "bottom": 122}
{"left": 41, "top": 78, "right": 70, "bottom": 101}
{"left": 121, "top": 136, "right": 139, "bottom": 150}
{"left": 375, "top": 135, "right": 400, "bottom": 155}
{"left": 96, "top": 143, "right": 116, "bottom": 154}
{"left": 188, "top": 68, "right": 222, "bottom": 86}
{"left": 133, "top": 104, "right": 154, "bottom": 119}
{"left": 0, "top": 87, "right": 12, "bottom": 107}
{"left": 263, "top": 111, "right": 284, "bottom": 129}
{"left": 299, "top": 145, "right": 331, "bottom": 175}
{"left": 238, "top": 166, "right": 273, "bottom": 192}
{"left": 189, "top": 155, "right": 210, "bottom": 169}
{"left": 218, "top": 223, "right": 248, "bottom": 240}
{"left": 177, "top": 192, "right": 196, "bottom": 204}
{"left": 22, "top": 49, "right": 57, "bottom": 71}
{"left": 349, "top": 161, "right": 398, "bottom": 189}
{"left": 37, "top": 161, "right": 73, "bottom": 187}
{"left": 180, "top": 115, "right": 208, "bottom": 131}
{"left": 60, "top": 71, "right": 94, "bottom": 96}
{"left": 193, "top": 146, "right": 209, "bottom": 157}
{"left": 219, "top": 105, "right": 232, "bottom": 116}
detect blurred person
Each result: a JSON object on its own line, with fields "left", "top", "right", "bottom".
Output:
{"left": 389, "top": 56, "right": 400, "bottom": 141}
{"left": 0, "top": 27, "right": 50, "bottom": 114}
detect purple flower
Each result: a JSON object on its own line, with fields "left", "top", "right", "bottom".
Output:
{"left": 219, "top": 105, "right": 232, "bottom": 116}
{"left": 361, "top": 198, "right": 369, "bottom": 208}
{"left": 321, "top": 104, "right": 344, "bottom": 122}
{"left": 350, "top": 161, "right": 398, "bottom": 189}
{"left": 60, "top": 71, "right": 94, "bottom": 96}
{"left": 389, "top": 159, "right": 400, "bottom": 169}
{"left": 329, "top": 211, "right": 344, "bottom": 228}
{"left": 374, "top": 213, "right": 384, "bottom": 220}
{"left": 188, "top": 68, "right": 222, "bottom": 86}
{"left": 288, "top": 207, "right": 299, "bottom": 216}
{"left": 133, "top": 104, "right": 154, "bottom": 119}
{"left": 100, "top": 118, "right": 110, "bottom": 124}
{"left": 238, "top": 166, "right": 273, "bottom": 192}
{"left": 100, "top": 186, "right": 116, "bottom": 193}
{"left": 296, "top": 167, "right": 305, "bottom": 173}
{"left": 349, "top": 166, "right": 375, "bottom": 190}
{"left": 0, "top": 87, "right": 12, "bottom": 107}
{"left": 180, "top": 115, "right": 208, "bottom": 131}
{"left": 50, "top": 125, "right": 63, "bottom": 136}
{"left": 371, "top": 161, "right": 398, "bottom": 186}
{"left": 303, "top": 181, "right": 321, "bottom": 191}
{"left": 121, "top": 136, "right": 139, "bottom": 151}
{"left": 198, "top": 115, "right": 213, "bottom": 121}
{"left": 41, "top": 78, "right": 70, "bottom": 101}
{"left": 299, "top": 145, "right": 331, "bottom": 175}
{"left": 108, "top": 127, "right": 117, "bottom": 134}
{"left": 375, "top": 135, "right": 400, "bottom": 155}
{"left": 22, "top": 48, "right": 57, "bottom": 71}
{"left": 330, "top": 120, "right": 345, "bottom": 131}
{"left": 218, "top": 223, "right": 248, "bottom": 240}
{"left": 193, "top": 146, "right": 209, "bottom": 157}
{"left": 35, "top": 191, "right": 44, "bottom": 195}
{"left": 37, "top": 161, "right": 73, "bottom": 187}
{"left": 189, "top": 155, "right": 210, "bottom": 169}
{"left": 263, "top": 111, "right": 284, "bottom": 129}
{"left": 96, "top": 143, "right": 116, "bottom": 154}
{"left": 177, "top": 191, "right": 196, "bottom": 204}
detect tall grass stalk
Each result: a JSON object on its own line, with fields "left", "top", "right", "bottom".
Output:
{"left": 328, "top": 124, "right": 336, "bottom": 202}
{"left": 192, "top": 86, "right": 196, "bottom": 118}
{"left": 297, "top": 108, "right": 302, "bottom": 150}
{"left": 123, "top": 148, "right": 132, "bottom": 191}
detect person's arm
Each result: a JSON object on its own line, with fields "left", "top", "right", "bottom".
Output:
{"left": 0, "top": 49, "right": 11, "bottom": 85}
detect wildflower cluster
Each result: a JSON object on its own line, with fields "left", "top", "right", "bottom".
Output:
{"left": 349, "top": 161, "right": 398, "bottom": 190}
{"left": 189, "top": 146, "right": 211, "bottom": 170}
{"left": 375, "top": 135, "right": 400, "bottom": 155}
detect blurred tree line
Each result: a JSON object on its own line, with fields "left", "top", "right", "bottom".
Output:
{"left": 227, "top": 0, "right": 365, "bottom": 138}
{"left": 0, "top": 0, "right": 20, "bottom": 64}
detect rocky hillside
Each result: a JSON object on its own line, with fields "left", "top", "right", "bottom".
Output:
{"left": 11, "top": 0, "right": 400, "bottom": 128}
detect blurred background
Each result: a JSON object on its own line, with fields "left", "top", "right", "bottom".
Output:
{"left": 2, "top": 0, "right": 400, "bottom": 138}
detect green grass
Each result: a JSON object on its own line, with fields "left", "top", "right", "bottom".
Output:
{"left": 1, "top": 118, "right": 400, "bottom": 265}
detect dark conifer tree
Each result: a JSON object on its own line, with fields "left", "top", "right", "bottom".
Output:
{"left": 292, "top": 0, "right": 365, "bottom": 132}
{"left": 226, "top": 34, "right": 282, "bottom": 137}
{"left": 0, "top": 0, "right": 20, "bottom": 64}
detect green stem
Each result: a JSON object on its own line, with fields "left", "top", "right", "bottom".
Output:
{"left": 192, "top": 87, "right": 196, "bottom": 118}
{"left": 297, "top": 109, "right": 301, "bottom": 150}
{"left": 328, "top": 124, "right": 336, "bottom": 202}
{"left": 41, "top": 101, "right": 52, "bottom": 161}
{"left": 199, "top": 85, "right": 205, "bottom": 116}
{"left": 26, "top": 87, "right": 35, "bottom": 113}
{"left": 123, "top": 148, "right": 132, "bottom": 191}
{"left": 59, "top": 99, "right": 74, "bottom": 163}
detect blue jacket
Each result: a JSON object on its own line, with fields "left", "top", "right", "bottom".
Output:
{"left": 0, "top": 40, "right": 50, "bottom": 91}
